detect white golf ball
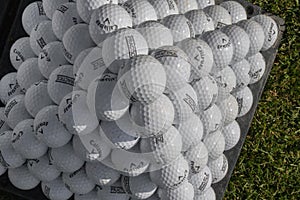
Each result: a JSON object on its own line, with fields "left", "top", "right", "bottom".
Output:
{"left": 140, "top": 126, "right": 182, "bottom": 167}
{"left": 247, "top": 53, "right": 266, "bottom": 84}
{"left": 185, "top": 9, "right": 215, "bottom": 36}
{"left": 221, "top": 25, "right": 250, "bottom": 63}
{"left": 30, "top": 20, "right": 58, "bottom": 56}
{"left": 222, "top": 120, "right": 241, "bottom": 151}
{"left": 192, "top": 75, "right": 218, "bottom": 111}
{"left": 63, "top": 24, "right": 95, "bottom": 64}
{"left": 150, "top": 155, "right": 189, "bottom": 189}
{"left": 27, "top": 154, "right": 61, "bottom": 182}
{"left": 34, "top": 105, "right": 72, "bottom": 148}
{"left": 58, "top": 91, "right": 99, "bottom": 135}
{"left": 0, "top": 145, "right": 26, "bottom": 169}
{"left": 0, "top": 131, "right": 11, "bottom": 149}
{"left": 174, "top": 0, "right": 198, "bottom": 14}
{"left": 166, "top": 83, "right": 198, "bottom": 124}
{"left": 203, "top": 131, "right": 225, "bottom": 160}
{"left": 177, "top": 38, "right": 214, "bottom": 77}
{"left": 10, "top": 37, "right": 36, "bottom": 70}
{"left": 25, "top": 80, "right": 54, "bottom": 117}
{"left": 136, "top": 21, "right": 174, "bottom": 50}
{"left": 0, "top": 72, "right": 24, "bottom": 105}
{"left": 237, "top": 20, "right": 265, "bottom": 57}
{"left": 184, "top": 142, "right": 208, "bottom": 175}
{"left": 8, "top": 165, "right": 40, "bottom": 190}
{"left": 12, "top": 119, "right": 48, "bottom": 159}
{"left": 189, "top": 166, "right": 212, "bottom": 195}
{"left": 151, "top": 45, "right": 190, "bottom": 91}
{"left": 41, "top": 177, "right": 73, "bottom": 200}
{"left": 52, "top": 2, "right": 84, "bottom": 40}
{"left": 196, "top": 0, "right": 215, "bottom": 9}
{"left": 232, "top": 86, "right": 253, "bottom": 117}
{"left": 121, "top": 174, "right": 158, "bottom": 199}
{"left": 252, "top": 15, "right": 279, "bottom": 51}
{"left": 231, "top": 59, "right": 251, "bottom": 92}
{"left": 4, "top": 95, "right": 32, "bottom": 129}
{"left": 62, "top": 167, "right": 96, "bottom": 194}
{"left": 147, "top": 0, "right": 179, "bottom": 19}
{"left": 194, "top": 187, "right": 216, "bottom": 200}
{"left": 43, "top": 0, "right": 76, "bottom": 19}
{"left": 176, "top": 113, "right": 203, "bottom": 152}
{"left": 17, "top": 57, "right": 45, "bottom": 91}
{"left": 203, "top": 5, "right": 232, "bottom": 29}
{"left": 220, "top": 1, "right": 247, "bottom": 23}
{"left": 160, "top": 181, "right": 194, "bottom": 200}
{"left": 89, "top": 4, "right": 133, "bottom": 44}
{"left": 49, "top": 142, "right": 85, "bottom": 173}
{"left": 129, "top": 94, "right": 175, "bottom": 137}
{"left": 38, "top": 41, "right": 69, "bottom": 79}
{"left": 86, "top": 161, "right": 120, "bottom": 186}
{"left": 208, "top": 154, "right": 228, "bottom": 183}
{"left": 73, "top": 47, "right": 94, "bottom": 77}
{"left": 22, "top": 1, "right": 48, "bottom": 35}
{"left": 161, "top": 14, "right": 195, "bottom": 43}
{"left": 74, "top": 190, "right": 99, "bottom": 200}
{"left": 102, "top": 28, "right": 149, "bottom": 73}
{"left": 96, "top": 181, "right": 131, "bottom": 200}
{"left": 216, "top": 94, "right": 239, "bottom": 126}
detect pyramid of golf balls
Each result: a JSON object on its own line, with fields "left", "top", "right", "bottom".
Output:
{"left": 0, "top": 0, "right": 279, "bottom": 199}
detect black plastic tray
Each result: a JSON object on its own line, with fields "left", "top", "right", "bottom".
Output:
{"left": 0, "top": 0, "right": 285, "bottom": 199}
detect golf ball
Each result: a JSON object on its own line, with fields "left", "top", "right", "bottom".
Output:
{"left": 232, "top": 86, "right": 253, "bottom": 117}
{"left": 203, "top": 131, "right": 225, "bottom": 160}
{"left": 0, "top": 131, "right": 11, "bottom": 150}
{"left": 0, "top": 73, "right": 23, "bottom": 105}
{"left": 189, "top": 166, "right": 212, "bottom": 195}
{"left": 222, "top": 120, "right": 241, "bottom": 151}
{"left": 8, "top": 165, "right": 40, "bottom": 190}
{"left": 174, "top": 0, "right": 198, "bottom": 14}
{"left": 43, "top": 0, "right": 76, "bottom": 19}
{"left": 203, "top": 5, "right": 232, "bottom": 29}
{"left": 96, "top": 181, "right": 131, "bottom": 200}
{"left": 207, "top": 154, "right": 228, "bottom": 183}
{"left": 160, "top": 181, "right": 194, "bottom": 200}
{"left": 196, "top": 0, "right": 215, "bottom": 9}
{"left": 0, "top": 145, "right": 26, "bottom": 169}
{"left": 41, "top": 177, "right": 74, "bottom": 200}
{"left": 230, "top": 59, "right": 251, "bottom": 92}
{"left": 147, "top": 0, "right": 179, "bottom": 19}
{"left": 220, "top": 1, "right": 247, "bottom": 23}
{"left": 194, "top": 187, "right": 216, "bottom": 200}
{"left": 216, "top": 94, "right": 239, "bottom": 126}
{"left": 185, "top": 9, "right": 215, "bottom": 36}
{"left": 247, "top": 52, "right": 266, "bottom": 84}
{"left": 74, "top": 190, "right": 99, "bottom": 200}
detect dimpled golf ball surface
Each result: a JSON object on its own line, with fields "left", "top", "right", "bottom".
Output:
{"left": 233, "top": 86, "right": 254, "bottom": 117}
{"left": 150, "top": 155, "right": 189, "bottom": 189}
{"left": 22, "top": 1, "right": 48, "bottom": 35}
{"left": 160, "top": 181, "right": 194, "bottom": 200}
{"left": 0, "top": 145, "right": 25, "bottom": 168}
{"left": 89, "top": 4, "right": 133, "bottom": 44}
{"left": 49, "top": 143, "right": 85, "bottom": 173}
{"left": 75, "top": 190, "right": 98, "bottom": 200}
{"left": 34, "top": 105, "right": 72, "bottom": 148}
{"left": 102, "top": 28, "right": 149, "bottom": 73}
{"left": 208, "top": 154, "right": 228, "bottom": 183}
{"left": 140, "top": 126, "right": 182, "bottom": 166}
{"left": 174, "top": 0, "right": 198, "bottom": 14}
{"left": 62, "top": 167, "right": 96, "bottom": 194}
{"left": 12, "top": 119, "right": 48, "bottom": 159}
{"left": 184, "top": 142, "right": 208, "bottom": 174}
{"left": 222, "top": 120, "right": 241, "bottom": 151}
{"left": 86, "top": 162, "right": 120, "bottom": 186}
{"left": 201, "top": 30, "right": 233, "bottom": 70}
{"left": 121, "top": 174, "right": 158, "bottom": 199}
{"left": 0, "top": 73, "right": 23, "bottom": 105}
{"left": 38, "top": 41, "right": 69, "bottom": 79}
{"left": 73, "top": 47, "right": 93, "bottom": 76}
{"left": 147, "top": 0, "right": 179, "bottom": 19}
{"left": 129, "top": 94, "right": 174, "bottom": 137}
{"left": 118, "top": 55, "right": 166, "bottom": 105}
{"left": 213, "top": 66, "right": 236, "bottom": 102}
{"left": 27, "top": 154, "right": 61, "bottom": 182}
{"left": 136, "top": 21, "right": 174, "bottom": 50}
{"left": 4, "top": 95, "right": 31, "bottom": 129}
{"left": 63, "top": 24, "right": 95, "bottom": 64}
{"left": 196, "top": 0, "right": 215, "bottom": 9}
{"left": 192, "top": 75, "right": 218, "bottom": 111}
{"left": 237, "top": 20, "right": 265, "bottom": 56}
{"left": 231, "top": 59, "right": 251, "bottom": 91}
{"left": 203, "top": 131, "right": 225, "bottom": 160}
{"left": 41, "top": 177, "right": 73, "bottom": 200}
{"left": 217, "top": 94, "right": 239, "bottom": 126}
{"left": 43, "top": 0, "right": 76, "bottom": 19}
{"left": 161, "top": 14, "right": 195, "bottom": 43}
{"left": 185, "top": 9, "right": 215, "bottom": 36}
{"left": 10, "top": 37, "right": 36, "bottom": 70}
{"left": 25, "top": 80, "right": 53, "bottom": 117}
{"left": 252, "top": 15, "right": 279, "bottom": 51}
{"left": 52, "top": 2, "right": 83, "bottom": 40}
{"left": 30, "top": 20, "right": 58, "bottom": 56}
{"left": 247, "top": 53, "right": 266, "bottom": 84}
{"left": 189, "top": 166, "right": 212, "bottom": 194}
{"left": 97, "top": 181, "right": 130, "bottom": 200}
{"left": 221, "top": 25, "right": 250, "bottom": 63}
{"left": 17, "top": 58, "right": 45, "bottom": 91}
{"left": 0, "top": 131, "right": 12, "bottom": 151}
{"left": 220, "top": 1, "right": 247, "bottom": 23}
{"left": 203, "top": 5, "right": 232, "bottom": 29}
{"left": 194, "top": 187, "right": 216, "bottom": 200}
{"left": 8, "top": 165, "right": 40, "bottom": 190}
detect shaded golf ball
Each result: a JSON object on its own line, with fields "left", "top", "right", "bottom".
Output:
{"left": 196, "top": 0, "right": 215, "bottom": 9}
{"left": 38, "top": 41, "right": 69, "bottom": 79}
{"left": 22, "top": 1, "right": 48, "bottom": 35}
{"left": 208, "top": 154, "right": 228, "bottom": 183}
{"left": 73, "top": 47, "right": 94, "bottom": 77}
{"left": 174, "top": 0, "right": 198, "bottom": 14}
{"left": 216, "top": 94, "right": 239, "bottom": 126}
{"left": 220, "top": 1, "right": 247, "bottom": 23}
{"left": 0, "top": 73, "right": 23, "bottom": 105}
{"left": 17, "top": 58, "right": 45, "bottom": 91}
{"left": 10, "top": 37, "right": 36, "bottom": 70}
{"left": 184, "top": 141, "right": 208, "bottom": 175}
{"left": 74, "top": 190, "right": 99, "bottom": 200}
{"left": 148, "top": 0, "right": 179, "bottom": 19}
{"left": 203, "top": 5, "right": 232, "bottom": 29}
{"left": 8, "top": 165, "right": 40, "bottom": 190}
{"left": 203, "top": 131, "right": 225, "bottom": 160}
{"left": 189, "top": 166, "right": 212, "bottom": 195}
{"left": 30, "top": 20, "right": 58, "bottom": 56}
{"left": 41, "top": 177, "right": 73, "bottom": 200}
{"left": 96, "top": 180, "right": 131, "bottom": 200}
{"left": 185, "top": 9, "right": 215, "bottom": 36}
{"left": 194, "top": 187, "right": 216, "bottom": 200}
{"left": 231, "top": 59, "right": 251, "bottom": 92}
{"left": 222, "top": 120, "right": 241, "bottom": 151}
{"left": 0, "top": 145, "right": 26, "bottom": 169}
{"left": 43, "top": 0, "right": 76, "bottom": 19}
{"left": 232, "top": 86, "right": 253, "bottom": 117}
{"left": 160, "top": 181, "right": 194, "bottom": 200}
{"left": 0, "top": 130, "right": 12, "bottom": 151}
{"left": 247, "top": 52, "right": 266, "bottom": 84}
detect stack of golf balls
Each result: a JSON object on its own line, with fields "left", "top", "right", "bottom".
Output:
{"left": 0, "top": 0, "right": 279, "bottom": 199}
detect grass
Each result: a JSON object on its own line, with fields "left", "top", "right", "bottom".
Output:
{"left": 0, "top": 0, "right": 299, "bottom": 199}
